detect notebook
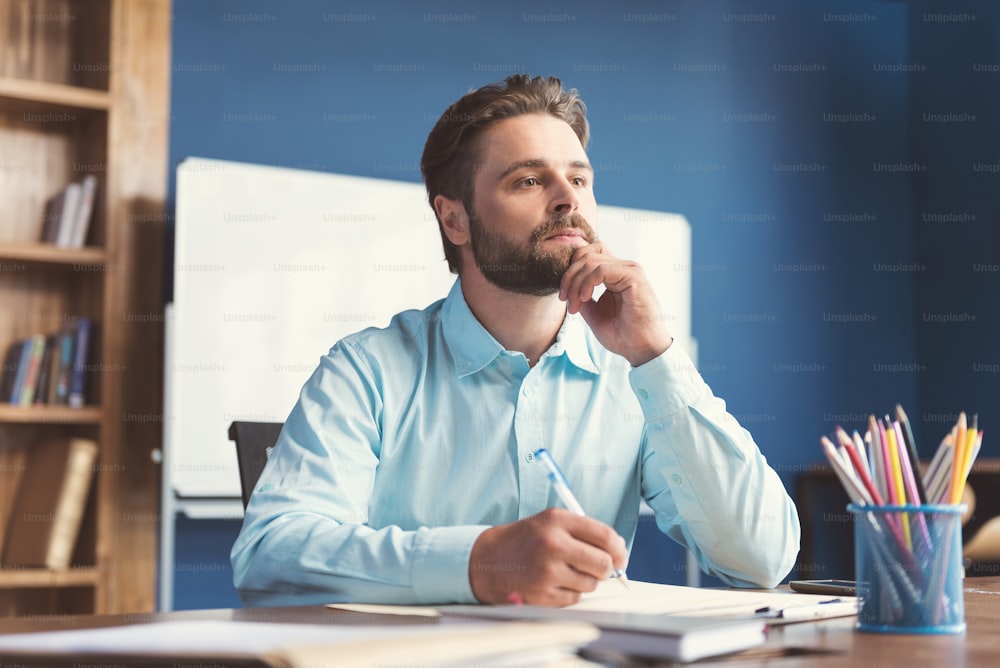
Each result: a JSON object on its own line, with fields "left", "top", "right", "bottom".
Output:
{"left": 443, "top": 605, "right": 766, "bottom": 662}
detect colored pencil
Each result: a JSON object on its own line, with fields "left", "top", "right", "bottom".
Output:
{"left": 896, "top": 405, "right": 928, "bottom": 504}
{"left": 947, "top": 413, "right": 968, "bottom": 505}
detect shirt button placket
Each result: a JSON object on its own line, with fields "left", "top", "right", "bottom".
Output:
{"left": 515, "top": 374, "right": 546, "bottom": 518}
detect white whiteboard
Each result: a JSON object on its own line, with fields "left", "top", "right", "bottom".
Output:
{"left": 167, "top": 157, "right": 691, "bottom": 498}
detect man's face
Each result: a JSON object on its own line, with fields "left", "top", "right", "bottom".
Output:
{"left": 464, "top": 114, "right": 598, "bottom": 295}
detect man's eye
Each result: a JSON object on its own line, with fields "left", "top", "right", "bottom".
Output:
{"left": 520, "top": 177, "right": 538, "bottom": 187}
{"left": 572, "top": 177, "right": 587, "bottom": 186}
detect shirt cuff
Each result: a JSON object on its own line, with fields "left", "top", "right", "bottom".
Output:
{"left": 628, "top": 343, "right": 704, "bottom": 422}
{"left": 411, "top": 524, "right": 490, "bottom": 604}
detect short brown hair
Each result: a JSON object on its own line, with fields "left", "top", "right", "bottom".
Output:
{"left": 420, "top": 74, "right": 590, "bottom": 273}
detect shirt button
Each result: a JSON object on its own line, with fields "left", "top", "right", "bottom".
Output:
{"left": 523, "top": 385, "right": 533, "bottom": 396}
{"left": 637, "top": 389, "right": 649, "bottom": 399}
{"left": 671, "top": 473, "right": 683, "bottom": 486}
{"left": 525, "top": 451, "right": 534, "bottom": 463}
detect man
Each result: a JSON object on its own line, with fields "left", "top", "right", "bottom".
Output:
{"left": 231, "top": 74, "right": 800, "bottom": 607}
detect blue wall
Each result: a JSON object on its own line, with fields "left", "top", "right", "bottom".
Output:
{"left": 166, "top": 0, "right": 1000, "bottom": 608}
{"left": 910, "top": 2, "right": 1000, "bottom": 433}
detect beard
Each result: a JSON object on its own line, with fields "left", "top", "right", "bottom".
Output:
{"left": 467, "top": 209, "right": 598, "bottom": 296}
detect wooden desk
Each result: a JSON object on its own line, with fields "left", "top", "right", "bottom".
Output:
{"left": 2, "top": 577, "right": 999, "bottom": 666}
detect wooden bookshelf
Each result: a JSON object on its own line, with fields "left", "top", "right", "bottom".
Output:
{"left": 0, "top": 76, "right": 112, "bottom": 110}
{"left": 0, "top": 242, "right": 107, "bottom": 265}
{"left": 0, "top": 0, "right": 170, "bottom": 615}
{"left": 0, "top": 405, "right": 102, "bottom": 425}
{"left": 0, "top": 567, "right": 100, "bottom": 589}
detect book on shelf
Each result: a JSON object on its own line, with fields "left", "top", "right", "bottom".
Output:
{"left": 16, "top": 334, "right": 47, "bottom": 406}
{"left": 39, "top": 176, "right": 98, "bottom": 249}
{"left": 31, "top": 334, "right": 57, "bottom": 406}
{"left": 5, "top": 339, "right": 32, "bottom": 405}
{"left": 1, "top": 339, "right": 28, "bottom": 403}
{"left": 51, "top": 325, "right": 77, "bottom": 405}
{"left": 67, "top": 317, "right": 91, "bottom": 408}
{"left": 41, "top": 182, "right": 81, "bottom": 247}
{"left": 1, "top": 437, "right": 99, "bottom": 571}
{"left": 0, "top": 318, "right": 93, "bottom": 408}
{"left": 69, "top": 175, "right": 98, "bottom": 248}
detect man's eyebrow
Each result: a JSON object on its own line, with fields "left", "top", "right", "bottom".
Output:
{"left": 494, "top": 159, "right": 594, "bottom": 181}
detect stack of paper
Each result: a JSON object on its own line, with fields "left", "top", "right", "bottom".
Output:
{"left": 565, "top": 578, "right": 856, "bottom": 621}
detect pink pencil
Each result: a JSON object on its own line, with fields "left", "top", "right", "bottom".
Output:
{"left": 894, "top": 420, "right": 932, "bottom": 551}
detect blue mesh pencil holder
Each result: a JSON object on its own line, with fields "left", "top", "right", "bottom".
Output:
{"left": 848, "top": 503, "right": 966, "bottom": 634}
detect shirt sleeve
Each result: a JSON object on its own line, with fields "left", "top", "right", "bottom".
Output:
{"left": 629, "top": 344, "right": 801, "bottom": 588}
{"left": 230, "top": 341, "right": 489, "bottom": 606}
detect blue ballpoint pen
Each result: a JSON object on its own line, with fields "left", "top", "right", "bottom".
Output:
{"left": 533, "top": 448, "right": 630, "bottom": 589}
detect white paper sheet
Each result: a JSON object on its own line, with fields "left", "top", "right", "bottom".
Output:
{"left": 329, "top": 579, "right": 857, "bottom": 622}
{"left": 0, "top": 619, "right": 453, "bottom": 653}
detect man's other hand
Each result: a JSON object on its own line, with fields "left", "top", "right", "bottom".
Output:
{"left": 559, "top": 242, "right": 672, "bottom": 367}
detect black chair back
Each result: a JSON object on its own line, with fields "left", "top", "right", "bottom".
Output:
{"left": 228, "top": 421, "right": 284, "bottom": 509}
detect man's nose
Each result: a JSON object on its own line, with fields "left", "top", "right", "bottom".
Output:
{"left": 549, "top": 178, "right": 580, "bottom": 215}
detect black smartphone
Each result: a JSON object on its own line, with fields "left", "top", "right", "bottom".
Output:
{"left": 788, "top": 579, "right": 857, "bottom": 596}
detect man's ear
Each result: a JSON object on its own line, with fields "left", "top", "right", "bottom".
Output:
{"left": 434, "top": 194, "right": 471, "bottom": 246}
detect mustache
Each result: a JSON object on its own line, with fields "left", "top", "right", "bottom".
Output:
{"left": 530, "top": 213, "right": 597, "bottom": 244}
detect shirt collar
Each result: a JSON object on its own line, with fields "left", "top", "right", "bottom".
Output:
{"left": 442, "top": 278, "right": 600, "bottom": 378}
{"left": 441, "top": 279, "right": 504, "bottom": 378}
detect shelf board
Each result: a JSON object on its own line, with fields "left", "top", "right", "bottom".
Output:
{"left": 0, "top": 77, "right": 111, "bottom": 111}
{"left": 0, "top": 405, "right": 102, "bottom": 425}
{"left": 0, "top": 568, "right": 99, "bottom": 589}
{"left": 0, "top": 243, "right": 107, "bottom": 266}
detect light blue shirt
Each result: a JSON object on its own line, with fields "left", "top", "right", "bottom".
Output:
{"left": 231, "top": 279, "right": 800, "bottom": 606}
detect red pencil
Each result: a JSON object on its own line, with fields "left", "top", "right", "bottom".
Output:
{"left": 843, "top": 440, "right": 886, "bottom": 506}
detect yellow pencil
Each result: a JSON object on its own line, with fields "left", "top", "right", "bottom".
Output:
{"left": 954, "top": 417, "right": 979, "bottom": 503}
{"left": 948, "top": 412, "right": 968, "bottom": 505}
{"left": 883, "top": 419, "right": 912, "bottom": 549}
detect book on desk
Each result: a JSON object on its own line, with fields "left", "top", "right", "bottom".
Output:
{"left": 445, "top": 605, "right": 768, "bottom": 663}
{"left": 334, "top": 579, "right": 857, "bottom": 662}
